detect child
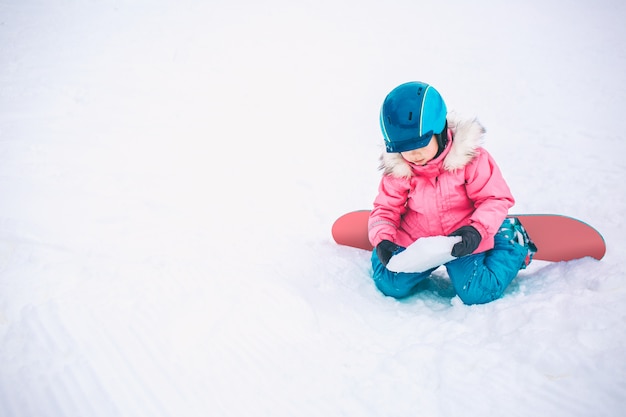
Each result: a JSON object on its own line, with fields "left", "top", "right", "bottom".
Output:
{"left": 368, "top": 81, "right": 536, "bottom": 305}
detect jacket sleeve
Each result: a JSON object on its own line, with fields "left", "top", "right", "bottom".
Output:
{"left": 464, "top": 149, "right": 515, "bottom": 241}
{"left": 368, "top": 174, "right": 411, "bottom": 247}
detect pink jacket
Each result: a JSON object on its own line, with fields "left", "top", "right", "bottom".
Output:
{"left": 368, "top": 115, "right": 514, "bottom": 254}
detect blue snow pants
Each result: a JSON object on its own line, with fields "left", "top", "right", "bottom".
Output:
{"left": 371, "top": 224, "right": 528, "bottom": 305}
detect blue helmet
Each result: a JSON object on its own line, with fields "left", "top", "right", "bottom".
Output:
{"left": 380, "top": 81, "right": 447, "bottom": 153}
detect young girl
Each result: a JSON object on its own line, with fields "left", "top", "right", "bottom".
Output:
{"left": 368, "top": 81, "right": 536, "bottom": 305}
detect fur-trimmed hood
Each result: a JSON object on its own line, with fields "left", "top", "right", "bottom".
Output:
{"left": 379, "top": 112, "right": 486, "bottom": 178}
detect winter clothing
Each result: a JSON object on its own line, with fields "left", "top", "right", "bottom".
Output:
{"left": 443, "top": 224, "right": 530, "bottom": 304}
{"left": 371, "top": 220, "right": 529, "bottom": 304}
{"left": 371, "top": 247, "right": 436, "bottom": 299}
{"left": 368, "top": 109, "right": 533, "bottom": 305}
{"left": 369, "top": 113, "right": 515, "bottom": 253}
{"left": 498, "top": 217, "right": 538, "bottom": 269}
{"left": 380, "top": 82, "right": 447, "bottom": 152}
{"left": 375, "top": 240, "right": 401, "bottom": 267}
{"left": 449, "top": 225, "right": 482, "bottom": 257}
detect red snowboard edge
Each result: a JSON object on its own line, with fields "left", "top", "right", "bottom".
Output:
{"left": 513, "top": 214, "right": 606, "bottom": 262}
{"left": 331, "top": 210, "right": 606, "bottom": 262}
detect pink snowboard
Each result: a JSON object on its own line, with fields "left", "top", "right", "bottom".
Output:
{"left": 331, "top": 210, "right": 606, "bottom": 262}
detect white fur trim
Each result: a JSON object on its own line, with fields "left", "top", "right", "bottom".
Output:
{"left": 443, "top": 113, "right": 485, "bottom": 171}
{"left": 379, "top": 112, "right": 486, "bottom": 177}
{"left": 380, "top": 151, "right": 414, "bottom": 178}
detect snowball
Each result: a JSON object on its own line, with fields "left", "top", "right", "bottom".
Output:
{"left": 386, "top": 236, "right": 462, "bottom": 273}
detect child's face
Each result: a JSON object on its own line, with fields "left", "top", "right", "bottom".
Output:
{"left": 400, "top": 135, "right": 439, "bottom": 166}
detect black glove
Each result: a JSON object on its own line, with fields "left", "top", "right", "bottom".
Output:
{"left": 449, "top": 225, "right": 482, "bottom": 257}
{"left": 375, "top": 240, "right": 400, "bottom": 267}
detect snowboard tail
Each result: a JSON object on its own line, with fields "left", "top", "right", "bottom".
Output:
{"left": 331, "top": 210, "right": 606, "bottom": 262}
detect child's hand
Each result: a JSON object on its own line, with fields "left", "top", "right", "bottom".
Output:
{"left": 449, "top": 226, "right": 482, "bottom": 257}
{"left": 376, "top": 240, "right": 400, "bottom": 266}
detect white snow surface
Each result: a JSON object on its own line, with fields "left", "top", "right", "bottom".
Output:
{"left": 387, "top": 236, "right": 461, "bottom": 273}
{"left": 1, "top": 0, "right": 626, "bottom": 416}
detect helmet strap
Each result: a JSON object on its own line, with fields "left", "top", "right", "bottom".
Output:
{"left": 433, "top": 121, "right": 449, "bottom": 159}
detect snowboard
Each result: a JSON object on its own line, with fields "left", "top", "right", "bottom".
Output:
{"left": 331, "top": 210, "right": 606, "bottom": 262}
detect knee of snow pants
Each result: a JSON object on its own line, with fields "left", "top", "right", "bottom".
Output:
{"left": 371, "top": 248, "right": 435, "bottom": 299}
{"left": 445, "top": 231, "right": 528, "bottom": 305}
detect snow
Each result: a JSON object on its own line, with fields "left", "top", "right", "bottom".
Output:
{"left": 387, "top": 236, "right": 461, "bottom": 273}
{"left": 1, "top": 0, "right": 625, "bottom": 416}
